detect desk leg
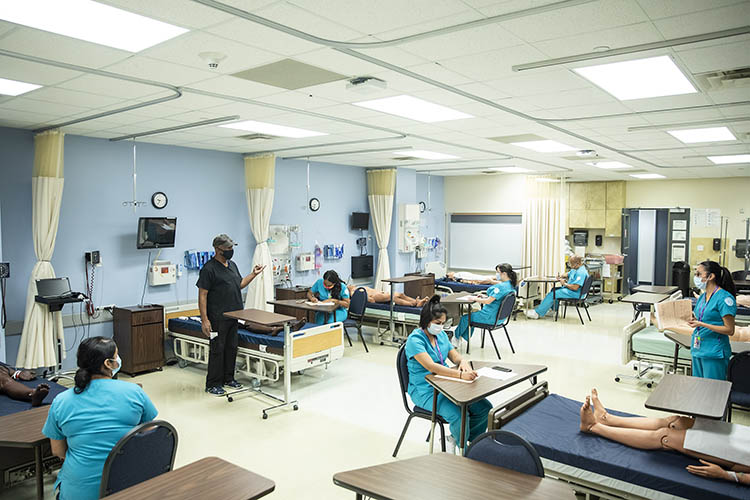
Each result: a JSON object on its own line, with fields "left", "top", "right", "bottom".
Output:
{"left": 429, "top": 387, "right": 438, "bottom": 454}
{"left": 34, "top": 444, "right": 43, "bottom": 500}
{"left": 259, "top": 322, "right": 298, "bottom": 418}
{"left": 389, "top": 282, "right": 395, "bottom": 341}
{"left": 672, "top": 344, "right": 679, "bottom": 374}
{"left": 459, "top": 403, "right": 468, "bottom": 456}
{"left": 355, "top": 494, "right": 363, "bottom": 500}
{"left": 467, "top": 308, "right": 471, "bottom": 354}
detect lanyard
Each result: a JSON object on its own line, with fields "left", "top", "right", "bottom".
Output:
{"left": 424, "top": 331, "right": 444, "bottom": 365}
{"left": 696, "top": 287, "right": 721, "bottom": 322}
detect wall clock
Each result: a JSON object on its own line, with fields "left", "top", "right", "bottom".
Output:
{"left": 151, "top": 191, "right": 168, "bottom": 209}
{"left": 419, "top": 201, "right": 426, "bottom": 213}
{"left": 309, "top": 197, "right": 320, "bottom": 212}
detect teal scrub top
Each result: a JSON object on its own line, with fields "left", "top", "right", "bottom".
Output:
{"left": 567, "top": 266, "right": 588, "bottom": 296}
{"left": 310, "top": 278, "right": 350, "bottom": 323}
{"left": 691, "top": 288, "right": 736, "bottom": 359}
{"left": 483, "top": 281, "right": 514, "bottom": 316}
{"left": 405, "top": 328, "right": 454, "bottom": 408}
{"left": 42, "top": 379, "right": 158, "bottom": 500}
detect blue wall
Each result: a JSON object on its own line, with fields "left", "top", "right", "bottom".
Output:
{"left": 417, "top": 173, "right": 445, "bottom": 265}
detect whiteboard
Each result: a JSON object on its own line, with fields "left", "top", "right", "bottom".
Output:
{"left": 449, "top": 214, "right": 523, "bottom": 270}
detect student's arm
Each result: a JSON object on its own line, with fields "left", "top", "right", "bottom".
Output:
{"left": 688, "top": 314, "right": 735, "bottom": 336}
{"left": 49, "top": 439, "right": 67, "bottom": 460}
{"left": 447, "top": 349, "right": 473, "bottom": 374}
{"left": 198, "top": 288, "right": 211, "bottom": 338}
{"left": 472, "top": 295, "right": 496, "bottom": 305}
{"left": 413, "top": 352, "right": 476, "bottom": 380}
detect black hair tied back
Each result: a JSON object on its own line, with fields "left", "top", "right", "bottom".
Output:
{"left": 74, "top": 337, "right": 116, "bottom": 394}
{"left": 419, "top": 295, "right": 448, "bottom": 330}
{"left": 699, "top": 260, "right": 736, "bottom": 297}
{"left": 323, "top": 270, "right": 343, "bottom": 300}
{"left": 496, "top": 263, "right": 517, "bottom": 287}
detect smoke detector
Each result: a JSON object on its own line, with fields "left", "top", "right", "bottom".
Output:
{"left": 199, "top": 51, "right": 227, "bottom": 69}
{"left": 346, "top": 76, "right": 387, "bottom": 94}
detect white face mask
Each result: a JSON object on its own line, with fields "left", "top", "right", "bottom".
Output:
{"left": 694, "top": 276, "right": 707, "bottom": 290}
{"left": 496, "top": 272, "right": 502, "bottom": 280}
{"left": 427, "top": 323, "right": 442, "bottom": 336}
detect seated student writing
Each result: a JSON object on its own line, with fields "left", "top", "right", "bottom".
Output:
{"left": 526, "top": 254, "right": 588, "bottom": 319}
{"left": 307, "top": 270, "right": 350, "bottom": 324}
{"left": 43, "top": 337, "right": 158, "bottom": 500}
{"left": 405, "top": 296, "right": 492, "bottom": 452}
{"left": 346, "top": 284, "right": 429, "bottom": 307}
{"left": 581, "top": 388, "right": 749, "bottom": 485}
{"left": 0, "top": 362, "right": 50, "bottom": 407}
{"left": 455, "top": 263, "right": 517, "bottom": 343}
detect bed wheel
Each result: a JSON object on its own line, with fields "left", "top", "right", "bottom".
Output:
{"left": 646, "top": 383, "right": 653, "bottom": 389}
{"left": 614, "top": 377, "right": 620, "bottom": 382}
{"left": 262, "top": 412, "right": 268, "bottom": 420}
{"left": 293, "top": 405, "right": 299, "bottom": 411}
{"left": 227, "top": 396, "right": 234, "bottom": 402}
{"left": 177, "top": 359, "right": 188, "bottom": 369}
{"left": 608, "top": 299, "right": 613, "bottom": 304}
{"left": 380, "top": 341, "right": 384, "bottom": 345}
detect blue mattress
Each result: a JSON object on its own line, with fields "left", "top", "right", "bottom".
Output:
{"left": 364, "top": 302, "right": 422, "bottom": 315}
{"left": 503, "top": 394, "right": 747, "bottom": 500}
{"left": 168, "top": 318, "right": 316, "bottom": 349}
{"left": 0, "top": 378, "right": 67, "bottom": 418}
{"left": 435, "top": 278, "right": 490, "bottom": 293}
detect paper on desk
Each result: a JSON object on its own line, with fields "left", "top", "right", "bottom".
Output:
{"left": 476, "top": 366, "right": 516, "bottom": 380}
{"left": 305, "top": 301, "right": 330, "bottom": 306}
{"left": 434, "top": 374, "right": 475, "bottom": 383}
{"left": 455, "top": 295, "right": 474, "bottom": 302}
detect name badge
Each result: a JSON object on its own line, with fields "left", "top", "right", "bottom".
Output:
{"left": 693, "top": 336, "right": 701, "bottom": 350}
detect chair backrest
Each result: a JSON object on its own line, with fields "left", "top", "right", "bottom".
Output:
{"left": 466, "top": 430, "right": 544, "bottom": 478}
{"left": 348, "top": 287, "right": 368, "bottom": 318}
{"left": 728, "top": 351, "right": 750, "bottom": 395}
{"left": 494, "top": 293, "right": 516, "bottom": 327}
{"left": 627, "top": 277, "right": 636, "bottom": 294}
{"left": 579, "top": 275, "right": 593, "bottom": 299}
{"left": 669, "top": 290, "right": 683, "bottom": 301}
{"left": 396, "top": 345, "right": 413, "bottom": 413}
{"left": 99, "top": 420, "right": 178, "bottom": 498}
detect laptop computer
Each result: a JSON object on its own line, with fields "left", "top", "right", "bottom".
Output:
{"left": 36, "top": 277, "right": 74, "bottom": 299}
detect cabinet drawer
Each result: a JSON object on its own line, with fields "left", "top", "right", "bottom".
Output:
{"left": 132, "top": 323, "right": 164, "bottom": 366}
{"left": 131, "top": 309, "right": 163, "bottom": 326}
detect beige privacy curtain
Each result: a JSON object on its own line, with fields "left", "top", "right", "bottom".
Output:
{"left": 244, "top": 154, "right": 275, "bottom": 311}
{"left": 367, "top": 168, "right": 396, "bottom": 292}
{"left": 522, "top": 176, "right": 566, "bottom": 279}
{"left": 16, "top": 130, "right": 65, "bottom": 369}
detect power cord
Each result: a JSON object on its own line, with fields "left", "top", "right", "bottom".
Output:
{"left": 0, "top": 278, "right": 6, "bottom": 329}
{"left": 140, "top": 251, "right": 151, "bottom": 306}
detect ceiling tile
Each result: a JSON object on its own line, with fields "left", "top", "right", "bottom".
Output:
{"left": 20, "top": 87, "right": 126, "bottom": 109}
{"left": 205, "top": 18, "right": 320, "bottom": 56}
{"left": 57, "top": 74, "right": 167, "bottom": 100}
{"left": 437, "top": 45, "right": 549, "bottom": 81}
{"left": 399, "top": 24, "right": 524, "bottom": 61}
{"left": 531, "top": 22, "right": 664, "bottom": 59}
{"left": 98, "top": 0, "right": 240, "bottom": 29}
{"left": 1, "top": 96, "right": 95, "bottom": 117}
{"left": 636, "top": 0, "right": 747, "bottom": 20}
{"left": 251, "top": 2, "right": 365, "bottom": 41}
{"left": 653, "top": 2, "right": 750, "bottom": 39}
{"left": 675, "top": 39, "right": 750, "bottom": 74}
{"left": 294, "top": 49, "right": 387, "bottom": 77}
{"left": 103, "top": 56, "right": 216, "bottom": 86}
{"left": 186, "top": 75, "right": 285, "bottom": 99}
{"left": 0, "top": 54, "right": 82, "bottom": 86}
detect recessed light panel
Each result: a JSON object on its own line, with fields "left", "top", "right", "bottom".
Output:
{"left": 574, "top": 56, "right": 696, "bottom": 100}
{"left": 220, "top": 120, "right": 326, "bottom": 138}
{"left": 353, "top": 95, "right": 473, "bottom": 123}
{"left": 494, "top": 167, "right": 531, "bottom": 173}
{"left": 0, "top": 77, "right": 41, "bottom": 96}
{"left": 707, "top": 154, "right": 750, "bottom": 165}
{"left": 535, "top": 177, "right": 560, "bottom": 183}
{"left": 392, "top": 150, "right": 458, "bottom": 160}
{"left": 0, "top": 0, "right": 188, "bottom": 52}
{"left": 667, "top": 127, "right": 736, "bottom": 144}
{"left": 511, "top": 140, "right": 577, "bottom": 153}
{"left": 586, "top": 161, "right": 632, "bottom": 169}
{"left": 630, "top": 173, "right": 666, "bottom": 179}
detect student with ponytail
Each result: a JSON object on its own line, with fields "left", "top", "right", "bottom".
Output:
{"left": 307, "top": 269, "right": 351, "bottom": 324}
{"left": 404, "top": 296, "right": 491, "bottom": 453}
{"left": 42, "top": 337, "right": 158, "bottom": 500}
{"left": 688, "top": 260, "right": 737, "bottom": 380}
{"left": 455, "top": 263, "right": 517, "bottom": 343}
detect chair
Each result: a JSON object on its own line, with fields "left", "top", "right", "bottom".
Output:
{"left": 465, "top": 430, "right": 544, "bottom": 478}
{"left": 627, "top": 277, "right": 651, "bottom": 322}
{"left": 99, "top": 420, "right": 178, "bottom": 498}
{"left": 559, "top": 276, "right": 593, "bottom": 325}
{"left": 472, "top": 294, "right": 517, "bottom": 360}
{"left": 343, "top": 287, "right": 369, "bottom": 352}
{"left": 392, "top": 345, "right": 447, "bottom": 457}
{"left": 727, "top": 351, "right": 750, "bottom": 422}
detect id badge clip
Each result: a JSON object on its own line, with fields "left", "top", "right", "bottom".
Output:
{"left": 693, "top": 336, "right": 701, "bottom": 350}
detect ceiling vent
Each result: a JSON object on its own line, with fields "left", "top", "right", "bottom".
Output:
{"left": 237, "top": 133, "right": 278, "bottom": 141}
{"left": 231, "top": 59, "right": 348, "bottom": 90}
{"left": 694, "top": 67, "right": 750, "bottom": 91}
{"left": 481, "top": 170, "right": 499, "bottom": 175}
{"left": 392, "top": 156, "right": 420, "bottom": 161}
{"left": 346, "top": 76, "right": 387, "bottom": 94}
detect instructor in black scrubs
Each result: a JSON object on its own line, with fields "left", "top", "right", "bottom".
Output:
{"left": 197, "top": 234, "right": 264, "bottom": 396}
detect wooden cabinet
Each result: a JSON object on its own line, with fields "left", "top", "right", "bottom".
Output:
{"left": 587, "top": 210, "right": 606, "bottom": 229}
{"left": 568, "top": 209, "right": 587, "bottom": 228}
{"left": 113, "top": 305, "right": 164, "bottom": 376}
{"left": 568, "top": 183, "right": 587, "bottom": 209}
{"left": 274, "top": 286, "right": 312, "bottom": 321}
{"left": 568, "top": 181, "right": 625, "bottom": 231}
{"left": 404, "top": 273, "right": 435, "bottom": 299}
{"left": 605, "top": 209, "right": 622, "bottom": 237}
{"left": 587, "top": 182, "right": 606, "bottom": 209}
{"left": 606, "top": 181, "right": 625, "bottom": 209}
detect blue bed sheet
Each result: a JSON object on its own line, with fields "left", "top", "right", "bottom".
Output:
{"left": 0, "top": 378, "right": 67, "bottom": 417}
{"left": 435, "top": 278, "right": 490, "bottom": 293}
{"left": 503, "top": 394, "right": 747, "bottom": 500}
{"left": 168, "top": 318, "right": 316, "bottom": 349}
{"left": 364, "top": 302, "right": 422, "bottom": 315}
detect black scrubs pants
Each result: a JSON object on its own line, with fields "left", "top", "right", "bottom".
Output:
{"left": 206, "top": 318, "right": 238, "bottom": 388}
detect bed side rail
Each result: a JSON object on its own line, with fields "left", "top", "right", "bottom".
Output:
{"left": 292, "top": 322, "right": 344, "bottom": 359}
{"left": 488, "top": 381, "right": 549, "bottom": 431}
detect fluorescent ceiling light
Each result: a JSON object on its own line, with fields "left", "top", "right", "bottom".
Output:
{"left": 574, "top": 55, "right": 696, "bottom": 101}
{"left": 535, "top": 177, "right": 560, "bottom": 183}
{"left": 668, "top": 127, "right": 736, "bottom": 144}
{"left": 352, "top": 95, "right": 473, "bottom": 123}
{"left": 393, "top": 150, "right": 458, "bottom": 160}
{"left": 493, "top": 167, "right": 531, "bottom": 173}
{"left": 586, "top": 161, "right": 632, "bottom": 170}
{"left": 0, "top": 77, "right": 41, "bottom": 96}
{"left": 0, "top": 0, "right": 188, "bottom": 52}
{"left": 511, "top": 140, "right": 577, "bottom": 153}
{"left": 629, "top": 173, "right": 665, "bottom": 179}
{"left": 220, "top": 120, "right": 327, "bottom": 138}
{"left": 707, "top": 154, "right": 750, "bottom": 165}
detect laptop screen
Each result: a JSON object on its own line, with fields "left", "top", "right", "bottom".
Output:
{"left": 36, "top": 277, "right": 72, "bottom": 298}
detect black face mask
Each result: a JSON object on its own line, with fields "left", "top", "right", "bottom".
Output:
{"left": 222, "top": 248, "right": 234, "bottom": 260}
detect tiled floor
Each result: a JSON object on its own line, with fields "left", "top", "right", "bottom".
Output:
{"left": 3, "top": 301, "right": 748, "bottom": 499}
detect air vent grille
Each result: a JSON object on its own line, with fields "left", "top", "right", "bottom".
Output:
{"left": 237, "top": 133, "right": 278, "bottom": 141}
{"left": 694, "top": 67, "right": 750, "bottom": 91}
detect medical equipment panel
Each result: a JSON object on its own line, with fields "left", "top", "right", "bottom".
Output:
{"left": 295, "top": 252, "right": 315, "bottom": 272}
{"left": 148, "top": 260, "right": 177, "bottom": 286}
{"left": 323, "top": 244, "right": 344, "bottom": 260}
{"left": 398, "top": 203, "right": 421, "bottom": 253}
{"left": 272, "top": 257, "right": 291, "bottom": 285}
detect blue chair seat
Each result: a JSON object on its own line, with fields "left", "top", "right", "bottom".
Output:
{"left": 730, "top": 389, "right": 750, "bottom": 407}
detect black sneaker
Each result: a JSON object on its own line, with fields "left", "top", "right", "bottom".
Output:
{"left": 223, "top": 380, "right": 243, "bottom": 389}
{"left": 205, "top": 386, "right": 226, "bottom": 396}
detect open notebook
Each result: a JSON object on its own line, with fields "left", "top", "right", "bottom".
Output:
{"left": 654, "top": 299, "right": 692, "bottom": 331}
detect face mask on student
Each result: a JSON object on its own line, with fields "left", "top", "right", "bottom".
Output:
{"left": 110, "top": 355, "right": 122, "bottom": 376}
{"left": 694, "top": 276, "right": 707, "bottom": 290}
{"left": 427, "top": 323, "right": 442, "bottom": 336}
{"left": 496, "top": 272, "right": 502, "bottom": 281}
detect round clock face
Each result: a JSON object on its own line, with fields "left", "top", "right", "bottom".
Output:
{"left": 309, "top": 197, "right": 320, "bottom": 212}
{"left": 151, "top": 192, "right": 168, "bottom": 209}
{"left": 419, "top": 201, "right": 426, "bottom": 213}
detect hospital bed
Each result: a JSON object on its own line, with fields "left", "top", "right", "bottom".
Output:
{"left": 358, "top": 302, "right": 422, "bottom": 344}
{"left": 616, "top": 317, "right": 691, "bottom": 388}
{"left": 166, "top": 312, "right": 344, "bottom": 417}
{"left": 492, "top": 392, "right": 748, "bottom": 500}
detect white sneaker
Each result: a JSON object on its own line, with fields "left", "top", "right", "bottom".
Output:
{"left": 445, "top": 435, "right": 456, "bottom": 454}
{"left": 525, "top": 309, "right": 539, "bottom": 320}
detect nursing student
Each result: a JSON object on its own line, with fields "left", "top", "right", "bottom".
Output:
{"left": 688, "top": 260, "right": 736, "bottom": 380}
{"left": 455, "top": 263, "right": 517, "bottom": 343}
{"left": 526, "top": 255, "right": 588, "bottom": 320}
{"left": 307, "top": 269, "right": 350, "bottom": 324}
{"left": 405, "top": 296, "right": 492, "bottom": 452}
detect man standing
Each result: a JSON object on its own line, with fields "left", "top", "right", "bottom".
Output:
{"left": 197, "top": 234, "right": 264, "bottom": 395}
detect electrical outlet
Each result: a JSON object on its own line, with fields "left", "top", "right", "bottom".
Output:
{"left": 0, "top": 262, "right": 9, "bottom": 279}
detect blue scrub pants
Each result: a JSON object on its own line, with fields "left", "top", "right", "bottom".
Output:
{"left": 455, "top": 309, "right": 503, "bottom": 341}
{"left": 691, "top": 356, "right": 729, "bottom": 380}
{"left": 535, "top": 287, "right": 580, "bottom": 317}
{"left": 434, "top": 393, "right": 492, "bottom": 443}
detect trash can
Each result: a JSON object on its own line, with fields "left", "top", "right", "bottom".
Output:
{"left": 672, "top": 261, "right": 690, "bottom": 298}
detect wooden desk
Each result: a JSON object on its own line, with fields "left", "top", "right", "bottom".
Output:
{"left": 333, "top": 453, "right": 574, "bottom": 500}
{"left": 645, "top": 374, "right": 731, "bottom": 419}
{"left": 273, "top": 286, "right": 311, "bottom": 321}
{"left": 664, "top": 331, "right": 750, "bottom": 373}
{"left": 224, "top": 308, "right": 296, "bottom": 325}
{"left": 266, "top": 299, "right": 336, "bottom": 324}
{"left": 383, "top": 276, "right": 435, "bottom": 342}
{"left": 426, "top": 361, "right": 547, "bottom": 454}
{"left": 102, "top": 457, "right": 275, "bottom": 500}
{"left": 524, "top": 277, "right": 562, "bottom": 321}
{"left": 621, "top": 292, "right": 669, "bottom": 305}
{"left": 633, "top": 285, "right": 679, "bottom": 295}
{"left": 0, "top": 406, "right": 51, "bottom": 500}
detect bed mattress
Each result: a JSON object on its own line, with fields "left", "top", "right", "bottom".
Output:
{"left": 502, "top": 394, "right": 748, "bottom": 500}
{"left": 0, "top": 378, "right": 67, "bottom": 417}
{"left": 632, "top": 326, "right": 691, "bottom": 360}
{"left": 364, "top": 302, "right": 422, "bottom": 315}
{"left": 435, "top": 279, "right": 490, "bottom": 293}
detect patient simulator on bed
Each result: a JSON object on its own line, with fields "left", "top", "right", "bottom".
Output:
{"left": 445, "top": 271, "right": 498, "bottom": 285}
{"left": 0, "top": 362, "right": 50, "bottom": 407}
{"left": 347, "top": 285, "right": 429, "bottom": 307}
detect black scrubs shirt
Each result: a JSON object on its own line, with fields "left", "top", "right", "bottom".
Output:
{"left": 196, "top": 258, "right": 243, "bottom": 323}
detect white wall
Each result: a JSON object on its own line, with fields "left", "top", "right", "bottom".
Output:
{"left": 443, "top": 174, "right": 526, "bottom": 213}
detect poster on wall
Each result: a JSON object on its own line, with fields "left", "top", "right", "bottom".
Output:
{"left": 692, "top": 208, "right": 721, "bottom": 228}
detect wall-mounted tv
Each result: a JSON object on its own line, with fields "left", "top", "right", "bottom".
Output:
{"left": 351, "top": 212, "right": 369, "bottom": 230}
{"left": 137, "top": 217, "right": 177, "bottom": 249}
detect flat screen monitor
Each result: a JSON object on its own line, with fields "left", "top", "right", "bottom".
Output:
{"left": 351, "top": 212, "right": 369, "bottom": 230}
{"left": 137, "top": 217, "right": 177, "bottom": 249}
